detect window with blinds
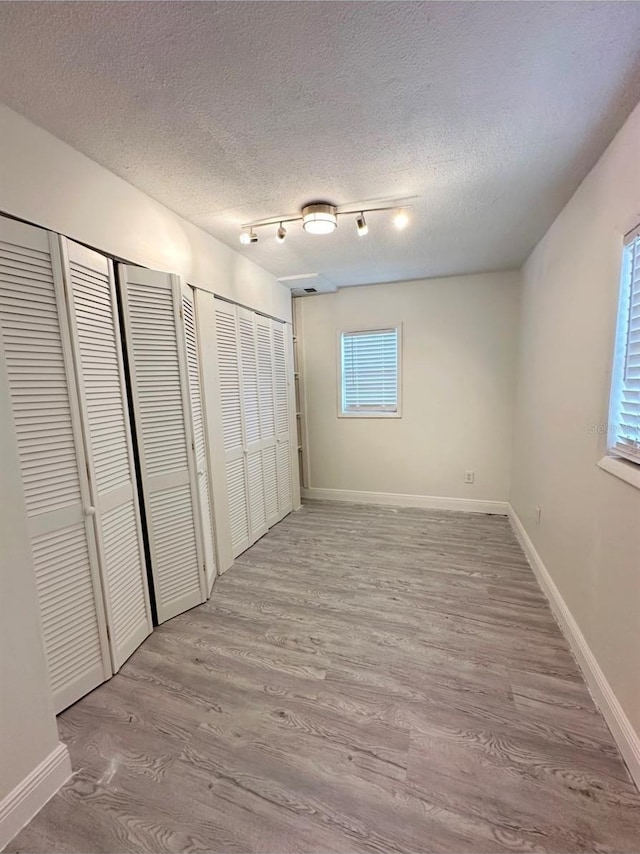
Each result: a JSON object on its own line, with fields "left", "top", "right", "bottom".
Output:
{"left": 608, "top": 228, "right": 640, "bottom": 464}
{"left": 340, "top": 327, "right": 400, "bottom": 416}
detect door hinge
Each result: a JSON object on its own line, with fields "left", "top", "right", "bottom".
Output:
{"left": 191, "top": 439, "right": 195, "bottom": 450}
{"left": 203, "top": 563, "right": 207, "bottom": 574}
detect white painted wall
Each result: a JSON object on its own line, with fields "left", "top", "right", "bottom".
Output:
{"left": 511, "top": 103, "right": 640, "bottom": 742}
{"left": 297, "top": 272, "right": 521, "bottom": 507}
{"left": 0, "top": 345, "right": 71, "bottom": 846}
{"left": 0, "top": 105, "right": 291, "bottom": 322}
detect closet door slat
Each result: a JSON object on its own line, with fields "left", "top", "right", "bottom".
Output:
{"left": 193, "top": 290, "right": 232, "bottom": 573}
{"left": 181, "top": 283, "right": 216, "bottom": 595}
{"left": 119, "top": 265, "right": 206, "bottom": 623}
{"left": 215, "top": 299, "right": 250, "bottom": 558}
{"left": 256, "top": 314, "right": 279, "bottom": 527}
{"left": 0, "top": 216, "right": 111, "bottom": 712}
{"left": 238, "top": 307, "right": 268, "bottom": 542}
{"left": 63, "top": 239, "right": 152, "bottom": 668}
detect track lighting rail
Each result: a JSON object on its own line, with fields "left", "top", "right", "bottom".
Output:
{"left": 239, "top": 201, "right": 412, "bottom": 244}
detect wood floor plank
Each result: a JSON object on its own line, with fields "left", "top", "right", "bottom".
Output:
{"left": 7, "top": 500, "right": 640, "bottom": 853}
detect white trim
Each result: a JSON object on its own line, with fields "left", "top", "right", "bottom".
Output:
{"left": 597, "top": 454, "right": 640, "bottom": 490}
{"left": 623, "top": 220, "right": 640, "bottom": 242}
{"left": 293, "top": 300, "right": 310, "bottom": 493}
{"left": 337, "top": 410, "right": 402, "bottom": 419}
{"left": 301, "top": 487, "right": 508, "bottom": 515}
{"left": 507, "top": 505, "right": 640, "bottom": 791}
{"left": 606, "top": 231, "right": 640, "bottom": 465}
{"left": 0, "top": 743, "right": 71, "bottom": 850}
{"left": 285, "top": 321, "right": 302, "bottom": 512}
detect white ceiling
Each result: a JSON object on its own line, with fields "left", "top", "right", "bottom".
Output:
{"left": 1, "top": 2, "right": 640, "bottom": 289}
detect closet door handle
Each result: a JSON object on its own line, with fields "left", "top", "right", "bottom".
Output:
{"left": 84, "top": 506, "right": 96, "bottom": 517}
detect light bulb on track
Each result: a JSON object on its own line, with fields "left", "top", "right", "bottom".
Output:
{"left": 356, "top": 213, "right": 368, "bottom": 237}
{"left": 393, "top": 210, "right": 409, "bottom": 230}
{"left": 239, "top": 229, "right": 258, "bottom": 244}
{"left": 276, "top": 223, "right": 287, "bottom": 243}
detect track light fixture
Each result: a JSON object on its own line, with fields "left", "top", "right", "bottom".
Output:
{"left": 239, "top": 200, "right": 412, "bottom": 244}
{"left": 239, "top": 228, "right": 258, "bottom": 245}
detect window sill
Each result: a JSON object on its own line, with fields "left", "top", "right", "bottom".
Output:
{"left": 597, "top": 455, "right": 640, "bottom": 490}
{"left": 338, "top": 412, "right": 402, "bottom": 419}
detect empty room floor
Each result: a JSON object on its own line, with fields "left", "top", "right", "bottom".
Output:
{"left": 8, "top": 501, "right": 640, "bottom": 854}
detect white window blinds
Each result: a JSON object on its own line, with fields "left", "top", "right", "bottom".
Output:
{"left": 341, "top": 328, "right": 399, "bottom": 415}
{"left": 609, "top": 228, "right": 640, "bottom": 464}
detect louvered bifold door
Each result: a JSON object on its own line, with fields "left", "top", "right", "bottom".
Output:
{"left": 273, "top": 319, "right": 293, "bottom": 518}
{"left": 256, "top": 314, "right": 279, "bottom": 527}
{"left": 215, "top": 298, "right": 251, "bottom": 557}
{"left": 61, "top": 239, "right": 152, "bottom": 668}
{"left": 119, "top": 266, "right": 207, "bottom": 623}
{"left": 0, "top": 216, "right": 111, "bottom": 712}
{"left": 180, "top": 282, "right": 216, "bottom": 595}
{"left": 238, "top": 307, "right": 268, "bottom": 544}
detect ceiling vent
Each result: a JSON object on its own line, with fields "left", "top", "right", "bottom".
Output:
{"left": 278, "top": 273, "right": 337, "bottom": 297}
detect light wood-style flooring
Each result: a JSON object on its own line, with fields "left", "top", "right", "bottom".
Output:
{"left": 8, "top": 501, "right": 640, "bottom": 853}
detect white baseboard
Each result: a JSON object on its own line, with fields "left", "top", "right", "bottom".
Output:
{"left": 301, "top": 487, "right": 508, "bottom": 515}
{"left": 508, "top": 505, "right": 640, "bottom": 790}
{"left": 0, "top": 742, "right": 71, "bottom": 851}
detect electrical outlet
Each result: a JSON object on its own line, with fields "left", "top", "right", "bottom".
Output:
{"left": 535, "top": 506, "right": 542, "bottom": 524}
{"left": 464, "top": 470, "right": 475, "bottom": 484}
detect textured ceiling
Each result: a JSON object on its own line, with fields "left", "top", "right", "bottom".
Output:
{"left": 1, "top": 1, "right": 640, "bottom": 288}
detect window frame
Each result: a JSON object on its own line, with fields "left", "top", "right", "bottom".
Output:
{"left": 596, "top": 224, "right": 640, "bottom": 489}
{"left": 606, "top": 224, "right": 640, "bottom": 470}
{"left": 336, "top": 324, "right": 402, "bottom": 419}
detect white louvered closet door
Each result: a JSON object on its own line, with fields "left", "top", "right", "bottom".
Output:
{"left": 119, "top": 266, "right": 207, "bottom": 623}
{"left": 238, "top": 306, "right": 268, "bottom": 543}
{"left": 273, "top": 319, "right": 293, "bottom": 518}
{"left": 215, "top": 298, "right": 250, "bottom": 558}
{"left": 0, "top": 216, "right": 111, "bottom": 712}
{"left": 256, "top": 314, "right": 279, "bottom": 527}
{"left": 62, "top": 239, "right": 152, "bottom": 668}
{"left": 181, "top": 282, "right": 216, "bottom": 595}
